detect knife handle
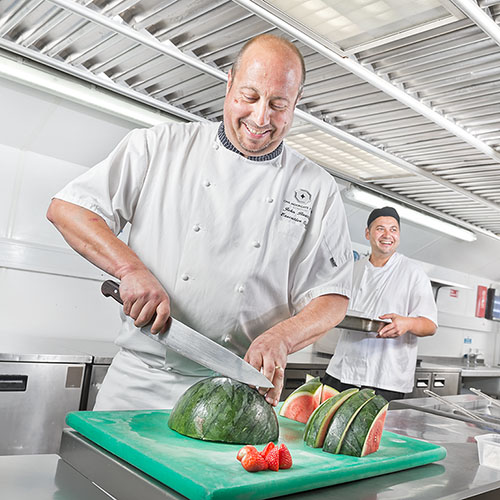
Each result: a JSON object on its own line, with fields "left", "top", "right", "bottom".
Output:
{"left": 101, "top": 280, "right": 123, "bottom": 305}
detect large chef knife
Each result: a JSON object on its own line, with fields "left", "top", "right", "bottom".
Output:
{"left": 101, "top": 280, "right": 273, "bottom": 389}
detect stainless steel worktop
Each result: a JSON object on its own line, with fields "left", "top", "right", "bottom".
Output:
{"left": 2, "top": 408, "right": 500, "bottom": 499}
{"left": 0, "top": 336, "right": 119, "bottom": 364}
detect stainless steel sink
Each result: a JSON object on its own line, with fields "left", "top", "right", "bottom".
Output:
{"left": 391, "top": 394, "right": 500, "bottom": 433}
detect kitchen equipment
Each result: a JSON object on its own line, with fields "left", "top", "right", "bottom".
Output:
{"left": 336, "top": 310, "right": 390, "bottom": 333}
{"left": 0, "top": 357, "right": 87, "bottom": 455}
{"left": 101, "top": 280, "right": 273, "bottom": 388}
{"left": 61, "top": 407, "right": 446, "bottom": 500}
{"left": 423, "top": 389, "right": 486, "bottom": 422}
{"left": 469, "top": 388, "right": 500, "bottom": 410}
{"left": 406, "top": 366, "right": 461, "bottom": 398}
{"left": 475, "top": 434, "right": 500, "bottom": 471}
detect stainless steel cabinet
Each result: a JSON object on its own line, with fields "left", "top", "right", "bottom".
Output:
{"left": 406, "top": 368, "right": 461, "bottom": 398}
{"left": 0, "top": 361, "right": 85, "bottom": 455}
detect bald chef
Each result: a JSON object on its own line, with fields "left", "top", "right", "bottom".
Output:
{"left": 324, "top": 207, "right": 437, "bottom": 402}
{"left": 47, "top": 34, "right": 353, "bottom": 410}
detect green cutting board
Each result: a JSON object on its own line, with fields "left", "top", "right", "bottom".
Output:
{"left": 66, "top": 408, "right": 446, "bottom": 500}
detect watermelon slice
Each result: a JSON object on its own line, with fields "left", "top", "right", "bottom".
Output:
{"left": 303, "top": 388, "right": 358, "bottom": 448}
{"left": 313, "top": 383, "right": 339, "bottom": 407}
{"left": 340, "top": 395, "right": 389, "bottom": 457}
{"left": 280, "top": 378, "right": 341, "bottom": 424}
{"left": 279, "top": 377, "right": 322, "bottom": 423}
{"left": 323, "top": 389, "right": 375, "bottom": 454}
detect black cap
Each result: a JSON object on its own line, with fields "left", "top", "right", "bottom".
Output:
{"left": 367, "top": 206, "right": 400, "bottom": 228}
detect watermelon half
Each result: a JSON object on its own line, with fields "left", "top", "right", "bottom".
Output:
{"left": 168, "top": 376, "right": 279, "bottom": 444}
{"left": 339, "top": 395, "right": 389, "bottom": 457}
{"left": 303, "top": 388, "right": 358, "bottom": 448}
{"left": 322, "top": 389, "right": 375, "bottom": 454}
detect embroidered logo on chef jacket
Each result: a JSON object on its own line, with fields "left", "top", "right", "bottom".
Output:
{"left": 280, "top": 189, "right": 313, "bottom": 227}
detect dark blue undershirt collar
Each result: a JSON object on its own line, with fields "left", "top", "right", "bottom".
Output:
{"left": 217, "top": 122, "right": 283, "bottom": 161}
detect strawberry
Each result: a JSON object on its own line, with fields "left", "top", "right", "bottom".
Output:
{"left": 266, "top": 446, "right": 280, "bottom": 471}
{"left": 260, "top": 442, "right": 275, "bottom": 459}
{"left": 236, "top": 445, "right": 257, "bottom": 462}
{"left": 241, "top": 449, "right": 268, "bottom": 472}
{"left": 278, "top": 443, "right": 293, "bottom": 469}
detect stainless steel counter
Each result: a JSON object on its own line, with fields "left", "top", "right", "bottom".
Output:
{"left": 3, "top": 408, "right": 500, "bottom": 499}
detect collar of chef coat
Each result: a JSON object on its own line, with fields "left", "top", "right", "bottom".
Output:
{"left": 217, "top": 122, "right": 284, "bottom": 163}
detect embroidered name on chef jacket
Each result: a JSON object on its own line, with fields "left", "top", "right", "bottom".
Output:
{"left": 280, "top": 188, "right": 313, "bottom": 226}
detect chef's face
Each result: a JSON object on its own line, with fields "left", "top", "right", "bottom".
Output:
{"left": 223, "top": 40, "right": 302, "bottom": 157}
{"left": 366, "top": 216, "right": 400, "bottom": 257}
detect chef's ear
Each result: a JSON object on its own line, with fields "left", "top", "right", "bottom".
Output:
{"left": 365, "top": 227, "right": 370, "bottom": 240}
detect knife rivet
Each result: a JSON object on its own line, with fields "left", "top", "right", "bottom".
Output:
{"left": 181, "top": 274, "right": 189, "bottom": 281}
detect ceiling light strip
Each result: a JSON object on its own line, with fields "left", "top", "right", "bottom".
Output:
{"left": 234, "top": 0, "right": 500, "bottom": 166}
{"left": 450, "top": 0, "right": 500, "bottom": 47}
{"left": 344, "top": 186, "right": 477, "bottom": 242}
{"left": 0, "top": 39, "right": 202, "bottom": 123}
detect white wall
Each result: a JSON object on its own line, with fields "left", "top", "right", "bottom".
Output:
{"left": 0, "top": 76, "right": 139, "bottom": 341}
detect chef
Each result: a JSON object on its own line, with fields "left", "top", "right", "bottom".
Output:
{"left": 47, "top": 34, "right": 353, "bottom": 410}
{"left": 324, "top": 207, "right": 437, "bottom": 401}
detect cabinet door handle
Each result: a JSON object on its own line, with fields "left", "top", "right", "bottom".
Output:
{"left": 0, "top": 375, "right": 28, "bottom": 391}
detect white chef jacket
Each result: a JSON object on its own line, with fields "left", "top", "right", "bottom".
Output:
{"left": 55, "top": 121, "right": 353, "bottom": 408}
{"left": 326, "top": 253, "right": 437, "bottom": 394}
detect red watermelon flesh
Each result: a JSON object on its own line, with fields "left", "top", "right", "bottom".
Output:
{"left": 313, "top": 384, "right": 339, "bottom": 406}
{"left": 361, "top": 406, "right": 388, "bottom": 456}
{"left": 279, "top": 391, "right": 318, "bottom": 423}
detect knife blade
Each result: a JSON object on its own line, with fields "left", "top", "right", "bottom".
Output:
{"left": 101, "top": 280, "right": 274, "bottom": 389}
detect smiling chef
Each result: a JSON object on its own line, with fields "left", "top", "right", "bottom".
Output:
{"left": 47, "top": 34, "right": 353, "bottom": 410}
{"left": 324, "top": 207, "right": 438, "bottom": 401}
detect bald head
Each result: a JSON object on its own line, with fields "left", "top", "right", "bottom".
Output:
{"left": 223, "top": 33, "right": 304, "bottom": 158}
{"left": 231, "top": 34, "right": 305, "bottom": 97}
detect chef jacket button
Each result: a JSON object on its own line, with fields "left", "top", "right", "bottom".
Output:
{"left": 193, "top": 224, "right": 201, "bottom": 232}
{"left": 266, "top": 197, "right": 274, "bottom": 203}
{"left": 238, "top": 285, "right": 245, "bottom": 294}
{"left": 224, "top": 335, "right": 231, "bottom": 342}
{"left": 213, "top": 143, "right": 219, "bottom": 150}
{"left": 181, "top": 273, "right": 189, "bottom": 281}
{"left": 165, "top": 366, "right": 172, "bottom": 372}
{"left": 204, "top": 180, "right": 211, "bottom": 187}
{"left": 252, "top": 240, "right": 261, "bottom": 248}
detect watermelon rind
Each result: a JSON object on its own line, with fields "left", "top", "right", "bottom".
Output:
{"left": 339, "top": 395, "right": 389, "bottom": 457}
{"left": 322, "top": 389, "right": 375, "bottom": 454}
{"left": 168, "top": 376, "right": 279, "bottom": 444}
{"left": 304, "top": 388, "right": 358, "bottom": 448}
{"left": 313, "top": 383, "right": 339, "bottom": 406}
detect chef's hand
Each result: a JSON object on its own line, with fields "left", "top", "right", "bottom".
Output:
{"left": 376, "top": 313, "right": 411, "bottom": 338}
{"left": 244, "top": 332, "right": 288, "bottom": 407}
{"left": 119, "top": 269, "right": 171, "bottom": 334}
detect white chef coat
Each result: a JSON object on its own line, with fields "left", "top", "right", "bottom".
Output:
{"left": 326, "top": 253, "right": 437, "bottom": 394}
{"left": 55, "top": 121, "right": 353, "bottom": 409}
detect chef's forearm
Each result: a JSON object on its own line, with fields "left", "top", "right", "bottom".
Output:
{"left": 409, "top": 316, "right": 437, "bottom": 337}
{"left": 275, "top": 294, "right": 349, "bottom": 354}
{"left": 46, "top": 198, "right": 146, "bottom": 279}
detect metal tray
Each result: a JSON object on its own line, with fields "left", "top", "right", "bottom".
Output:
{"left": 337, "top": 314, "right": 388, "bottom": 333}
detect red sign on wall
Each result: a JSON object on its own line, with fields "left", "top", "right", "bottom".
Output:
{"left": 476, "top": 285, "right": 488, "bottom": 317}
{"left": 449, "top": 289, "right": 459, "bottom": 298}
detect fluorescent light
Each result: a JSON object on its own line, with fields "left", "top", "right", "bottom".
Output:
{"left": 344, "top": 186, "right": 477, "bottom": 242}
{"left": 0, "top": 53, "right": 177, "bottom": 127}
